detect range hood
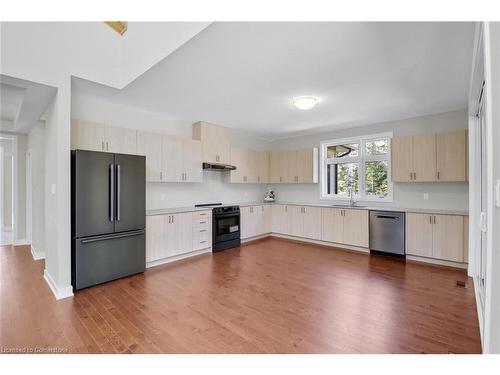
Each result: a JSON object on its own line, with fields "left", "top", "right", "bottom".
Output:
{"left": 202, "top": 162, "right": 237, "bottom": 171}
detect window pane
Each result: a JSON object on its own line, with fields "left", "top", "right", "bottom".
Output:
{"left": 365, "top": 139, "right": 388, "bottom": 155}
{"left": 365, "top": 161, "right": 388, "bottom": 197}
{"left": 327, "top": 162, "right": 359, "bottom": 195}
{"left": 327, "top": 143, "right": 358, "bottom": 158}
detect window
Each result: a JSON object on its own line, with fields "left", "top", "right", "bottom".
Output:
{"left": 320, "top": 132, "right": 393, "bottom": 202}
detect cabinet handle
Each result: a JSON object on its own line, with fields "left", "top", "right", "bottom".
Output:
{"left": 172, "top": 215, "right": 175, "bottom": 223}
{"left": 102, "top": 141, "right": 105, "bottom": 151}
{"left": 258, "top": 176, "right": 260, "bottom": 182}
{"left": 414, "top": 172, "right": 416, "bottom": 180}
{"left": 160, "top": 171, "right": 163, "bottom": 180}
{"left": 433, "top": 216, "right": 436, "bottom": 224}
{"left": 200, "top": 221, "right": 207, "bottom": 224}
{"left": 285, "top": 206, "right": 287, "bottom": 212}
{"left": 280, "top": 176, "right": 283, "bottom": 182}
{"left": 437, "top": 171, "right": 440, "bottom": 180}
{"left": 262, "top": 206, "right": 264, "bottom": 212}
{"left": 200, "top": 229, "right": 207, "bottom": 233}
{"left": 199, "top": 213, "right": 206, "bottom": 216}
{"left": 200, "top": 240, "right": 207, "bottom": 244}
{"left": 429, "top": 215, "right": 432, "bottom": 224}
{"left": 106, "top": 142, "right": 109, "bottom": 151}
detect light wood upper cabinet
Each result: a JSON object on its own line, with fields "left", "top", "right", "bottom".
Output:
{"left": 269, "top": 148, "right": 318, "bottom": 184}
{"left": 412, "top": 133, "right": 437, "bottom": 182}
{"left": 391, "top": 135, "right": 413, "bottom": 182}
{"left": 406, "top": 213, "right": 465, "bottom": 263}
{"left": 257, "top": 151, "right": 270, "bottom": 183}
{"left": 406, "top": 213, "right": 433, "bottom": 258}
{"left": 343, "top": 209, "right": 369, "bottom": 247}
{"left": 436, "top": 130, "right": 466, "bottom": 182}
{"left": 71, "top": 120, "right": 106, "bottom": 152}
{"left": 105, "top": 125, "right": 137, "bottom": 155}
{"left": 162, "top": 136, "right": 183, "bottom": 182}
{"left": 230, "top": 148, "right": 268, "bottom": 183}
{"left": 192, "top": 121, "right": 230, "bottom": 164}
{"left": 391, "top": 130, "right": 467, "bottom": 182}
{"left": 182, "top": 139, "right": 203, "bottom": 182}
{"left": 137, "top": 131, "right": 162, "bottom": 182}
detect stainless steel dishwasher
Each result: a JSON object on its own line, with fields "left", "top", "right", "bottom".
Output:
{"left": 369, "top": 210, "right": 405, "bottom": 256}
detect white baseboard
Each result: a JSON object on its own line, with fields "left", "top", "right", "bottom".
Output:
{"left": 406, "top": 255, "right": 468, "bottom": 269}
{"left": 14, "top": 238, "right": 28, "bottom": 246}
{"left": 43, "top": 269, "right": 74, "bottom": 300}
{"left": 30, "top": 245, "right": 45, "bottom": 260}
{"left": 146, "top": 247, "right": 212, "bottom": 269}
{"left": 268, "top": 233, "right": 370, "bottom": 253}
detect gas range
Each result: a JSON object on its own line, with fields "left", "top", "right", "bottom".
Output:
{"left": 195, "top": 203, "right": 241, "bottom": 252}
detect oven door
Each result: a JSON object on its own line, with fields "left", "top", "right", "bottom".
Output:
{"left": 214, "top": 213, "right": 240, "bottom": 242}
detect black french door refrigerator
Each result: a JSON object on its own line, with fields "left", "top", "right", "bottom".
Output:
{"left": 71, "top": 150, "right": 146, "bottom": 290}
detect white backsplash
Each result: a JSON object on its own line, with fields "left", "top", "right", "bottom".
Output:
{"left": 146, "top": 170, "right": 268, "bottom": 209}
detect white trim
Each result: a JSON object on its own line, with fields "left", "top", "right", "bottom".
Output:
{"left": 270, "top": 233, "right": 370, "bottom": 253}
{"left": 406, "top": 255, "right": 468, "bottom": 269}
{"left": 13, "top": 238, "right": 28, "bottom": 246}
{"left": 320, "top": 131, "right": 394, "bottom": 203}
{"left": 30, "top": 244, "right": 45, "bottom": 260}
{"left": 43, "top": 269, "right": 74, "bottom": 300}
{"left": 146, "top": 247, "right": 211, "bottom": 269}
{"left": 0, "top": 133, "right": 19, "bottom": 244}
{"left": 26, "top": 149, "right": 32, "bottom": 245}
{"left": 0, "top": 146, "right": 3, "bottom": 233}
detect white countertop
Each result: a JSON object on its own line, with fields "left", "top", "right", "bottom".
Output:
{"left": 146, "top": 201, "right": 468, "bottom": 216}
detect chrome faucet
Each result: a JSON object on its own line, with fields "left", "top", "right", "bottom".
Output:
{"left": 348, "top": 186, "right": 356, "bottom": 207}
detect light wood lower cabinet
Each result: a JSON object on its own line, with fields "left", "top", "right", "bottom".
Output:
{"left": 406, "top": 213, "right": 465, "bottom": 262}
{"left": 321, "top": 208, "right": 368, "bottom": 247}
{"left": 241, "top": 205, "right": 271, "bottom": 239}
{"left": 271, "top": 204, "right": 288, "bottom": 234}
{"left": 146, "top": 211, "right": 211, "bottom": 264}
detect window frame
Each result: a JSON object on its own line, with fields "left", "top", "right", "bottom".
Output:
{"left": 320, "top": 132, "right": 394, "bottom": 202}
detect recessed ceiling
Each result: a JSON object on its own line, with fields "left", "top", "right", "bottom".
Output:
{"left": 1, "top": 75, "right": 57, "bottom": 133}
{"left": 72, "top": 22, "right": 475, "bottom": 140}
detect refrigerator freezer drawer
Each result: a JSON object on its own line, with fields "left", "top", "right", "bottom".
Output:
{"left": 72, "top": 230, "right": 145, "bottom": 290}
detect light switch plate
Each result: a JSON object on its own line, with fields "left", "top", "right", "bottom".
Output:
{"left": 161, "top": 194, "right": 166, "bottom": 201}
{"left": 495, "top": 179, "right": 500, "bottom": 208}
{"left": 423, "top": 193, "right": 429, "bottom": 201}
{"left": 51, "top": 184, "right": 56, "bottom": 194}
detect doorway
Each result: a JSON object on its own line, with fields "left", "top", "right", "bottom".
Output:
{"left": 0, "top": 138, "right": 15, "bottom": 246}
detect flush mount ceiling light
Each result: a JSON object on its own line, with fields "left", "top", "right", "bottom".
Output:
{"left": 105, "top": 21, "right": 128, "bottom": 35}
{"left": 291, "top": 96, "right": 320, "bottom": 110}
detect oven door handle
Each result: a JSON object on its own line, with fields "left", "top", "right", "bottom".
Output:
{"left": 214, "top": 213, "right": 240, "bottom": 218}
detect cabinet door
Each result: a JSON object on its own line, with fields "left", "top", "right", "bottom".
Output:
{"left": 173, "top": 212, "right": 193, "bottom": 256}
{"left": 343, "top": 209, "right": 369, "bottom": 247}
{"left": 262, "top": 205, "right": 272, "bottom": 234}
{"left": 230, "top": 147, "right": 246, "bottom": 183}
{"left": 162, "top": 136, "right": 183, "bottom": 182}
{"left": 246, "top": 150, "right": 259, "bottom": 183}
{"left": 412, "top": 133, "right": 437, "bottom": 182}
{"left": 216, "top": 125, "right": 231, "bottom": 164}
{"left": 297, "top": 148, "right": 314, "bottom": 183}
{"left": 286, "top": 150, "right": 298, "bottom": 183}
{"left": 146, "top": 215, "right": 166, "bottom": 262}
{"left": 269, "top": 151, "right": 282, "bottom": 183}
{"left": 287, "top": 206, "right": 303, "bottom": 237}
{"left": 302, "top": 206, "right": 322, "bottom": 240}
{"left": 105, "top": 125, "right": 137, "bottom": 154}
{"left": 432, "top": 214, "right": 464, "bottom": 262}
{"left": 271, "top": 205, "right": 287, "bottom": 234}
{"left": 436, "top": 130, "right": 466, "bottom": 182}
{"left": 137, "top": 131, "right": 162, "bottom": 182}
{"left": 257, "top": 151, "right": 270, "bottom": 183}
{"left": 183, "top": 139, "right": 202, "bottom": 182}
{"left": 391, "top": 136, "right": 413, "bottom": 182}
{"left": 240, "top": 206, "right": 252, "bottom": 239}
{"left": 71, "top": 120, "right": 105, "bottom": 152}
{"left": 406, "top": 213, "right": 433, "bottom": 257}
{"left": 321, "top": 208, "right": 343, "bottom": 243}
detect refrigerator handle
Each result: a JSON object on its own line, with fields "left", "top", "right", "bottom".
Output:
{"left": 109, "top": 164, "right": 115, "bottom": 222}
{"left": 116, "top": 164, "right": 121, "bottom": 221}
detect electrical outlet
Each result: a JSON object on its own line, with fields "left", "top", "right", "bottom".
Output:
{"left": 423, "top": 193, "right": 429, "bottom": 201}
{"left": 161, "top": 194, "right": 166, "bottom": 201}
{"left": 51, "top": 184, "right": 56, "bottom": 194}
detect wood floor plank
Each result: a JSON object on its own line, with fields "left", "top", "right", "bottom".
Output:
{"left": 0, "top": 239, "right": 482, "bottom": 353}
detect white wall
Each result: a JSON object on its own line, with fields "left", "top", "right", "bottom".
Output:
{"left": 16, "top": 134, "right": 27, "bottom": 240}
{"left": 483, "top": 22, "right": 500, "bottom": 354}
{"left": 269, "top": 110, "right": 469, "bottom": 211}
{"left": 27, "top": 122, "right": 45, "bottom": 257}
{"left": 71, "top": 95, "right": 271, "bottom": 209}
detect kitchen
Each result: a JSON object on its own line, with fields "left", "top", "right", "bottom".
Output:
{"left": 1, "top": 16, "right": 500, "bottom": 368}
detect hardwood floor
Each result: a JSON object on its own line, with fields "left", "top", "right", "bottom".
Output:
{"left": 0, "top": 237, "right": 481, "bottom": 353}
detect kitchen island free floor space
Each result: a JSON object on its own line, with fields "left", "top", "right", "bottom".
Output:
{"left": 1, "top": 238, "right": 481, "bottom": 353}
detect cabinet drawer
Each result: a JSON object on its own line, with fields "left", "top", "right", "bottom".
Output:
{"left": 193, "top": 231, "right": 211, "bottom": 249}
{"left": 193, "top": 211, "right": 211, "bottom": 220}
{"left": 193, "top": 218, "right": 210, "bottom": 227}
